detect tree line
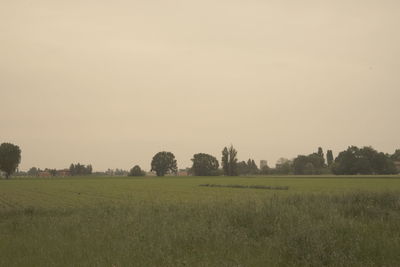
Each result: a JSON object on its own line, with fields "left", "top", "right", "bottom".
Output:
{"left": 0, "top": 142, "right": 399, "bottom": 179}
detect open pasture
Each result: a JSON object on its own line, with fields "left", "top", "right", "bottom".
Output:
{"left": 1, "top": 176, "right": 400, "bottom": 266}
{"left": 1, "top": 176, "right": 400, "bottom": 209}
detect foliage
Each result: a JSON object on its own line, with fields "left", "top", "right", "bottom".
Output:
{"left": 69, "top": 163, "right": 93, "bottom": 176}
{"left": 128, "top": 165, "right": 146, "bottom": 176}
{"left": 190, "top": 153, "right": 219, "bottom": 176}
{"left": 27, "top": 167, "right": 40, "bottom": 177}
{"left": 260, "top": 165, "right": 270, "bottom": 175}
{"left": 293, "top": 148, "right": 326, "bottom": 175}
{"left": 318, "top": 147, "right": 324, "bottom": 164}
{"left": 392, "top": 149, "right": 400, "bottom": 161}
{"left": 332, "top": 146, "right": 398, "bottom": 175}
{"left": 0, "top": 143, "right": 21, "bottom": 179}
{"left": 247, "top": 159, "right": 259, "bottom": 174}
{"left": 237, "top": 159, "right": 259, "bottom": 175}
{"left": 151, "top": 151, "right": 178, "bottom": 176}
{"left": 221, "top": 145, "right": 238, "bottom": 176}
{"left": 272, "top": 158, "right": 292, "bottom": 174}
{"left": 326, "top": 150, "right": 334, "bottom": 166}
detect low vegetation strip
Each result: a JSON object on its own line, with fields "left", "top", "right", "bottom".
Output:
{"left": 199, "top": 183, "right": 289, "bottom": 190}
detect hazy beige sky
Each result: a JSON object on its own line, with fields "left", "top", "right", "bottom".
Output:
{"left": 1, "top": 0, "right": 399, "bottom": 171}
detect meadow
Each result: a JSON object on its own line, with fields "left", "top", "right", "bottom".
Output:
{"left": 1, "top": 176, "right": 400, "bottom": 266}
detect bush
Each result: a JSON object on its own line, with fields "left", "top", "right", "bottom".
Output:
{"left": 128, "top": 165, "right": 146, "bottom": 177}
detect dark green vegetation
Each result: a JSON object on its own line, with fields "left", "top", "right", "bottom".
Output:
{"left": 222, "top": 145, "right": 238, "bottom": 176}
{"left": 332, "top": 146, "right": 398, "bottom": 175}
{"left": 69, "top": 163, "right": 93, "bottom": 176}
{"left": 191, "top": 153, "right": 219, "bottom": 176}
{"left": 273, "top": 146, "right": 399, "bottom": 176}
{"left": 150, "top": 151, "right": 178, "bottom": 176}
{"left": 1, "top": 176, "right": 400, "bottom": 266}
{"left": 0, "top": 143, "right": 21, "bottom": 179}
{"left": 199, "top": 183, "right": 289, "bottom": 190}
{"left": 128, "top": 165, "right": 146, "bottom": 176}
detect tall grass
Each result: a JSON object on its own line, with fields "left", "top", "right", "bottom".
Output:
{"left": 1, "top": 192, "right": 399, "bottom": 266}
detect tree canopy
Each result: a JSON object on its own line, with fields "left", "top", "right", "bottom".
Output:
{"left": 0, "top": 143, "right": 21, "bottom": 179}
{"left": 237, "top": 159, "right": 259, "bottom": 175}
{"left": 292, "top": 148, "right": 325, "bottom": 175}
{"left": 129, "top": 165, "right": 146, "bottom": 176}
{"left": 69, "top": 163, "right": 93, "bottom": 176}
{"left": 191, "top": 153, "right": 219, "bottom": 176}
{"left": 332, "top": 146, "right": 397, "bottom": 175}
{"left": 151, "top": 151, "right": 177, "bottom": 176}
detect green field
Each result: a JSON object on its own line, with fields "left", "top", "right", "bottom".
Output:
{"left": 1, "top": 176, "right": 400, "bottom": 266}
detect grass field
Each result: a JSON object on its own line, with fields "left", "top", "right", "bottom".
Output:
{"left": 1, "top": 176, "right": 400, "bottom": 266}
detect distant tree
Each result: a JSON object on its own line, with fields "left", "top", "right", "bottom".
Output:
{"left": 247, "top": 159, "right": 259, "bottom": 175}
{"left": 129, "top": 165, "right": 146, "bottom": 176}
{"left": 318, "top": 147, "right": 325, "bottom": 165}
{"left": 303, "top": 162, "right": 315, "bottom": 175}
{"left": 237, "top": 161, "right": 248, "bottom": 175}
{"left": 260, "top": 165, "right": 270, "bottom": 175}
{"left": 293, "top": 155, "right": 309, "bottom": 175}
{"left": 86, "top": 165, "right": 93, "bottom": 175}
{"left": 151, "top": 152, "right": 178, "bottom": 176}
{"left": 235, "top": 159, "right": 258, "bottom": 175}
{"left": 221, "top": 145, "right": 238, "bottom": 176}
{"left": 0, "top": 143, "right": 21, "bottom": 179}
{"left": 69, "top": 163, "right": 93, "bottom": 176}
{"left": 293, "top": 151, "right": 325, "bottom": 175}
{"left": 308, "top": 153, "right": 325, "bottom": 170}
{"left": 27, "top": 167, "right": 40, "bottom": 177}
{"left": 392, "top": 149, "right": 400, "bottom": 161}
{"left": 332, "top": 146, "right": 397, "bottom": 175}
{"left": 275, "top": 158, "right": 292, "bottom": 174}
{"left": 326, "top": 150, "right": 334, "bottom": 166}
{"left": 191, "top": 153, "right": 219, "bottom": 176}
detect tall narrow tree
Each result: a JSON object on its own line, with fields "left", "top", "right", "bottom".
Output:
{"left": 318, "top": 147, "right": 325, "bottom": 165}
{"left": 221, "top": 145, "right": 238, "bottom": 176}
{"left": 326, "top": 150, "right": 334, "bottom": 166}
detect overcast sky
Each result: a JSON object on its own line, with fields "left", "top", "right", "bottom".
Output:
{"left": 1, "top": 0, "right": 399, "bottom": 171}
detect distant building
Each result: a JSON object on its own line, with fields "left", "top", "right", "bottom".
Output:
{"left": 177, "top": 170, "right": 189, "bottom": 176}
{"left": 38, "top": 171, "right": 51, "bottom": 177}
{"left": 56, "top": 169, "right": 70, "bottom": 177}
{"left": 260, "top": 160, "right": 268, "bottom": 169}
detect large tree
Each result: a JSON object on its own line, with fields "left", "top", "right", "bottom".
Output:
{"left": 221, "top": 145, "right": 238, "bottom": 176}
{"left": 332, "top": 146, "right": 397, "bottom": 175}
{"left": 0, "top": 143, "right": 21, "bottom": 179}
{"left": 191, "top": 153, "right": 219, "bottom": 176}
{"left": 151, "top": 151, "right": 177, "bottom": 176}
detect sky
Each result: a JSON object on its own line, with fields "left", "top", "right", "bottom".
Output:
{"left": 1, "top": 0, "right": 399, "bottom": 171}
